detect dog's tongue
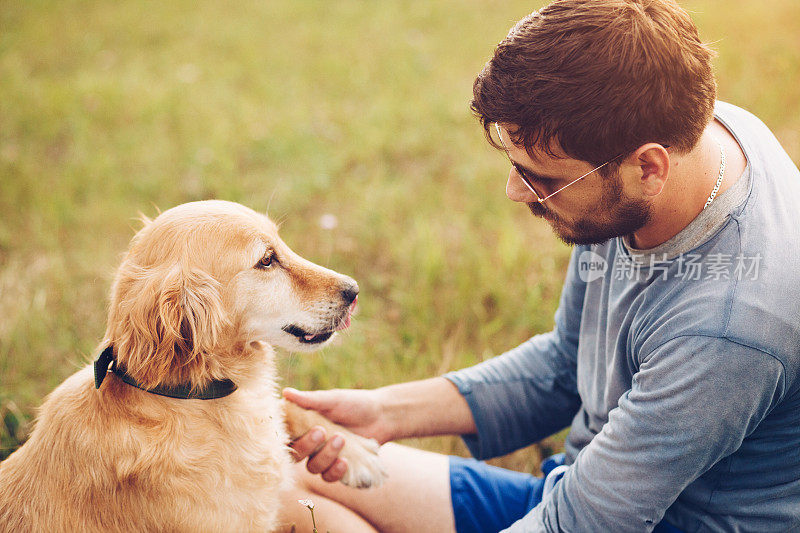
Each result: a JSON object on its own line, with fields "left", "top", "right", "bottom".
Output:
{"left": 336, "top": 297, "right": 357, "bottom": 331}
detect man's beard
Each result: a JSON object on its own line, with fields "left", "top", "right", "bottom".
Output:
{"left": 528, "top": 173, "right": 652, "bottom": 246}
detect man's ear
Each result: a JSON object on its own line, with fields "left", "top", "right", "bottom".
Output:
{"left": 631, "top": 143, "right": 670, "bottom": 197}
{"left": 107, "top": 261, "right": 228, "bottom": 389}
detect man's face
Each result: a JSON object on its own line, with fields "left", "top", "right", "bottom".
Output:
{"left": 498, "top": 127, "right": 651, "bottom": 245}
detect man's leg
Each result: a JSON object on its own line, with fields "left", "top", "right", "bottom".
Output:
{"left": 276, "top": 484, "right": 379, "bottom": 532}
{"left": 277, "top": 442, "right": 455, "bottom": 533}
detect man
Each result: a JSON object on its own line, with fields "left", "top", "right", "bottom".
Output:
{"left": 279, "top": 1, "right": 800, "bottom": 531}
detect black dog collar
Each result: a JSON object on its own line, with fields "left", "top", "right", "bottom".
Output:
{"left": 93, "top": 345, "right": 238, "bottom": 400}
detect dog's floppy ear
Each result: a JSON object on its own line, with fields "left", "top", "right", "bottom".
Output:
{"left": 107, "top": 260, "right": 228, "bottom": 389}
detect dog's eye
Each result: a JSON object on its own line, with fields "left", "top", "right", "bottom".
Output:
{"left": 255, "top": 254, "right": 275, "bottom": 270}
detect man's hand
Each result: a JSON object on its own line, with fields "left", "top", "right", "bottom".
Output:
{"left": 284, "top": 387, "right": 391, "bottom": 443}
{"left": 286, "top": 424, "right": 349, "bottom": 482}
{"left": 283, "top": 378, "right": 476, "bottom": 483}
{"left": 283, "top": 387, "right": 390, "bottom": 484}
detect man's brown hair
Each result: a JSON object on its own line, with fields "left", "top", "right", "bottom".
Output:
{"left": 472, "top": 0, "right": 717, "bottom": 168}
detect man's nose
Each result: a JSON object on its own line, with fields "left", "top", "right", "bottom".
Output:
{"left": 506, "top": 168, "right": 538, "bottom": 203}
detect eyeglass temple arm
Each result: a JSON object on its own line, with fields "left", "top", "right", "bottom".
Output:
{"left": 538, "top": 159, "right": 615, "bottom": 202}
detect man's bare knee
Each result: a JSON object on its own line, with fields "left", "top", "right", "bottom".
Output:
{"left": 278, "top": 472, "right": 378, "bottom": 533}
{"left": 284, "top": 443, "right": 455, "bottom": 533}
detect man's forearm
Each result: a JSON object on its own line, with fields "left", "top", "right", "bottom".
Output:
{"left": 378, "top": 377, "right": 476, "bottom": 441}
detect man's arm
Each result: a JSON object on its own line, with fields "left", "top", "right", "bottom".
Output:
{"left": 284, "top": 376, "right": 476, "bottom": 445}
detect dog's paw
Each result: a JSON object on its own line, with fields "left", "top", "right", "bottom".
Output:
{"left": 338, "top": 434, "right": 387, "bottom": 489}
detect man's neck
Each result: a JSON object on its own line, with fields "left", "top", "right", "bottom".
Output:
{"left": 629, "top": 119, "right": 745, "bottom": 250}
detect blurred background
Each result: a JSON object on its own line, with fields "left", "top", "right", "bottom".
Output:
{"left": 1, "top": 0, "right": 799, "bottom": 473}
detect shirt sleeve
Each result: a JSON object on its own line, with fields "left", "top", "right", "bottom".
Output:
{"left": 502, "top": 335, "right": 786, "bottom": 533}
{"left": 443, "top": 247, "right": 587, "bottom": 459}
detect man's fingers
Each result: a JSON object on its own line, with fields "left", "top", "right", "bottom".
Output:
{"left": 305, "top": 434, "right": 345, "bottom": 475}
{"left": 289, "top": 428, "right": 348, "bottom": 483}
{"left": 289, "top": 426, "right": 326, "bottom": 461}
{"left": 321, "top": 458, "right": 348, "bottom": 483}
{"left": 283, "top": 387, "right": 330, "bottom": 410}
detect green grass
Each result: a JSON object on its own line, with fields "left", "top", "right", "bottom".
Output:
{"left": 1, "top": 0, "right": 799, "bottom": 475}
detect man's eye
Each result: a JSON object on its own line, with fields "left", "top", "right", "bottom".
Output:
{"left": 256, "top": 254, "right": 275, "bottom": 269}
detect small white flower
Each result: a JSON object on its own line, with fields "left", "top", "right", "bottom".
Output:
{"left": 319, "top": 214, "right": 338, "bottom": 230}
{"left": 298, "top": 498, "right": 315, "bottom": 510}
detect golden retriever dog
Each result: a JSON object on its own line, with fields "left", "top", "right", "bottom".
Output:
{"left": 0, "top": 200, "right": 384, "bottom": 532}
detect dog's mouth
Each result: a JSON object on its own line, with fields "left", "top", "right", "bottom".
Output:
{"left": 282, "top": 297, "right": 357, "bottom": 345}
{"left": 282, "top": 325, "right": 335, "bottom": 345}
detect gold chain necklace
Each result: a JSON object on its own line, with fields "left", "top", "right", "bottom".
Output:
{"left": 703, "top": 137, "right": 726, "bottom": 210}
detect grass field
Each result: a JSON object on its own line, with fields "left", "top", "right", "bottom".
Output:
{"left": 1, "top": 0, "right": 799, "bottom": 477}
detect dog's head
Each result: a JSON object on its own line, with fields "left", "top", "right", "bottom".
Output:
{"left": 103, "top": 200, "right": 358, "bottom": 389}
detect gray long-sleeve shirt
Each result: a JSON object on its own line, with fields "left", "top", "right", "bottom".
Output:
{"left": 445, "top": 102, "right": 800, "bottom": 532}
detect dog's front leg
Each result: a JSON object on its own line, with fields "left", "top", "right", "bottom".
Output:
{"left": 281, "top": 400, "right": 387, "bottom": 489}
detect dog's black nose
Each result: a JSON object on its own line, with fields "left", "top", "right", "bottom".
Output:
{"left": 341, "top": 282, "right": 359, "bottom": 304}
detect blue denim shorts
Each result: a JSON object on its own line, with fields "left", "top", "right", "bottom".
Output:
{"left": 449, "top": 455, "right": 547, "bottom": 533}
{"left": 449, "top": 454, "right": 684, "bottom": 533}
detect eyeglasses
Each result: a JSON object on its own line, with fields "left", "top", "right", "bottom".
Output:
{"left": 493, "top": 122, "right": 621, "bottom": 203}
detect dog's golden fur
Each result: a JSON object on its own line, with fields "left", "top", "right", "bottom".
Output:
{"left": 0, "top": 200, "right": 383, "bottom": 532}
